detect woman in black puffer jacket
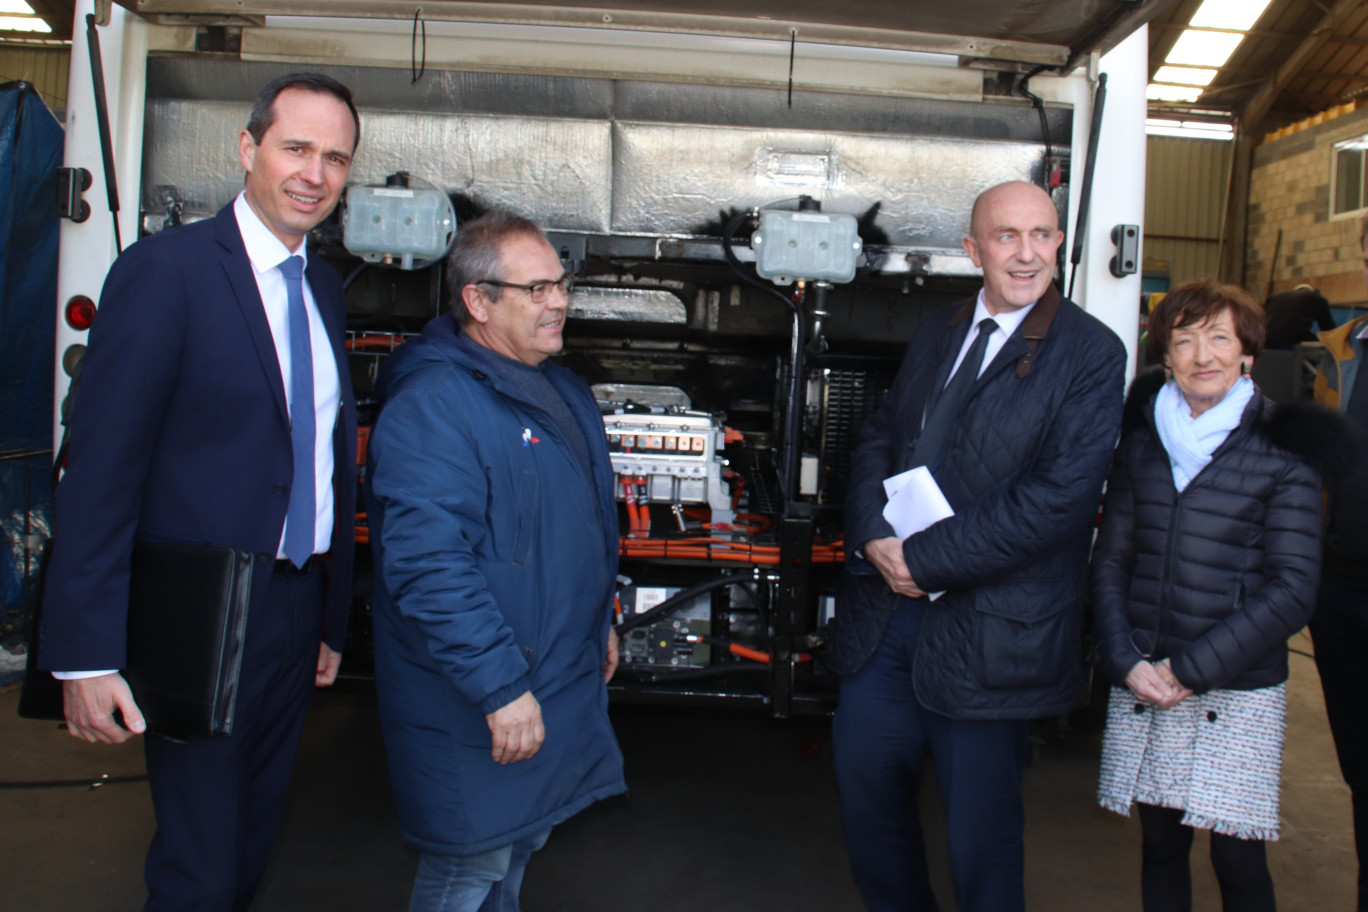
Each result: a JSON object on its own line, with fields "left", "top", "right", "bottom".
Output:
{"left": 1092, "top": 279, "right": 1336, "bottom": 912}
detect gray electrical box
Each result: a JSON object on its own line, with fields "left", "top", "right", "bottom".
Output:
{"left": 753, "top": 210, "right": 862, "bottom": 284}
{"left": 343, "top": 185, "right": 456, "bottom": 270}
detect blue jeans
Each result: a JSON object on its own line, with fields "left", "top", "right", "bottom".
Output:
{"left": 409, "top": 829, "right": 552, "bottom": 912}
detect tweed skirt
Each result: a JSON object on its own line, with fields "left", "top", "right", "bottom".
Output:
{"left": 1096, "top": 683, "right": 1286, "bottom": 841}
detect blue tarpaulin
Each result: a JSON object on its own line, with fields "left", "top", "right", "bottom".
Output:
{"left": 0, "top": 81, "right": 62, "bottom": 646}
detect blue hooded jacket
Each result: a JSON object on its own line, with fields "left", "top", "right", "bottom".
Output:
{"left": 365, "top": 313, "right": 625, "bottom": 855}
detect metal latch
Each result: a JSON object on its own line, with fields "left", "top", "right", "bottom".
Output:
{"left": 1109, "top": 224, "right": 1139, "bottom": 277}
{"left": 57, "top": 167, "right": 92, "bottom": 223}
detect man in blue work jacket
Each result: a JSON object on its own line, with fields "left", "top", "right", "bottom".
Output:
{"left": 365, "top": 210, "right": 625, "bottom": 912}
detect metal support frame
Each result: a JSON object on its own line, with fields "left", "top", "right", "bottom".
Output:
{"left": 771, "top": 504, "right": 814, "bottom": 718}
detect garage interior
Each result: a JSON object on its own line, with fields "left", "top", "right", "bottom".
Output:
{"left": 2, "top": 1, "right": 1368, "bottom": 910}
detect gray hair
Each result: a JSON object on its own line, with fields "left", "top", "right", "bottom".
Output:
{"left": 445, "top": 210, "right": 546, "bottom": 325}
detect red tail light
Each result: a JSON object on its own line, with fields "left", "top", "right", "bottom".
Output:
{"left": 64, "top": 295, "right": 96, "bottom": 330}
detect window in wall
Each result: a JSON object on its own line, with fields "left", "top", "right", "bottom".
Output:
{"left": 1333, "top": 138, "right": 1368, "bottom": 217}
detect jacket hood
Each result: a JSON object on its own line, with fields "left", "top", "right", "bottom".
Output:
{"left": 374, "top": 313, "right": 479, "bottom": 402}
{"left": 1123, "top": 365, "right": 1357, "bottom": 485}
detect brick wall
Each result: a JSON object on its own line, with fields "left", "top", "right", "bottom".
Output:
{"left": 1247, "top": 106, "right": 1368, "bottom": 307}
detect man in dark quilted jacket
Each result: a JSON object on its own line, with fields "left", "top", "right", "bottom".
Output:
{"left": 828, "top": 181, "right": 1126, "bottom": 912}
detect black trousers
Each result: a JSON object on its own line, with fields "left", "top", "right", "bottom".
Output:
{"left": 142, "top": 563, "right": 324, "bottom": 912}
{"left": 1310, "top": 569, "right": 1368, "bottom": 912}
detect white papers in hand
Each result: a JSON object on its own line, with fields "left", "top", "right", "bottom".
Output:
{"left": 881, "top": 466, "right": 954, "bottom": 602}
{"left": 881, "top": 466, "right": 954, "bottom": 540}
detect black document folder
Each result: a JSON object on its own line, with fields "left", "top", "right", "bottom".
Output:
{"left": 19, "top": 540, "right": 254, "bottom": 739}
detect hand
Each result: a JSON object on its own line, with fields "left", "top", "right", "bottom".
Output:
{"left": 316, "top": 643, "right": 342, "bottom": 687}
{"left": 604, "top": 628, "right": 620, "bottom": 684}
{"left": 62, "top": 673, "right": 146, "bottom": 744}
{"left": 1124, "top": 661, "right": 1172, "bottom": 705}
{"left": 863, "top": 537, "right": 927, "bottom": 598}
{"left": 1153, "top": 659, "right": 1193, "bottom": 709}
{"left": 1124, "top": 660, "right": 1192, "bottom": 710}
{"left": 486, "top": 691, "right": 544, "bottom": 765}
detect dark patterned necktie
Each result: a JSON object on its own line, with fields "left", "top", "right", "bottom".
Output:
{"left": 909, "top": 317, "right": 998, "bottom": 472}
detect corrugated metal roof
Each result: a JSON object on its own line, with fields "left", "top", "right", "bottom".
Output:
{"left": 1149, "top": 0, "right": 1368, "bottom": 134}
{"left": 8, "top": 0, "right": 73, "bottom": 44}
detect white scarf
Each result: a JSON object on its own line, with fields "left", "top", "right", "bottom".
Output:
{"left": 1154, "top": 376, "right": 1255, "bottom": 492}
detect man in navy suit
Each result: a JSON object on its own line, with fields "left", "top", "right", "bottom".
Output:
{"left": 39, "top": 73, "right": 359, "bottom": 911}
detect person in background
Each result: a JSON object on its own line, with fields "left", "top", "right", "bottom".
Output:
{"left": 1094, "top": 279, "right": 1338, "bottom": 912}
{"left": 1309, "top": 213, "right": 1368, "bottom": 912}
{"left": 1264, "top": 282, "right": 1336, "bottom": 348}
{"left": 365, "top": 210, "right": 625, "bottom": 912}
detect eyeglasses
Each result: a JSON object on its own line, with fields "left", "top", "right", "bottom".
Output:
{"left": 475, "top": 274, "right": 575, "bottom": 304}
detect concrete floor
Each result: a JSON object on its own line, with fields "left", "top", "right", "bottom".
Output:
{"left": 1, "top": 630, "right": 1356, "bottom": 911}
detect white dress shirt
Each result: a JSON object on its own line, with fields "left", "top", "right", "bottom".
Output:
{"left": 943, "top": 289, "right": 1037, "bottom": 385}
{"left": 234, "top": 192, "right": 342, "bottom": 559}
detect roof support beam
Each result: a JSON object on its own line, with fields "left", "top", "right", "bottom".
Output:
{"left": 1155, "top": 24, "right": 1368, "bottom": 45}
{"left": 1238, "top": 0, "right": 1364, "bottom": 135}
{"left": 1148, "top": 0, "right": 1204, "bottom": 78}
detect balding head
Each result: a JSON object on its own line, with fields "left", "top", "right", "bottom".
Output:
{"left": 968, "top": 181, "right": 1058, "bottom": 240}
{"left": 962, "top": 181, "right": 1063, "bottom": 315}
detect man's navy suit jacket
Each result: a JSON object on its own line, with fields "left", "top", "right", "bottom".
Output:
{"left": 40, "top": 203, "right": 357, "bottom": 672}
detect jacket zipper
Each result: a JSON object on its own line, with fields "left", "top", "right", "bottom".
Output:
{"left": 1147, "top": 396, "right": 1257, "bottom": 666}
{"left": 1156, "top": 493, "right": 1182, "bottom": 659}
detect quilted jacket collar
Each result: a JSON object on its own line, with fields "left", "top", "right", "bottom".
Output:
{"left": 946, "top": 282, "right": 1061, "bottom": 379}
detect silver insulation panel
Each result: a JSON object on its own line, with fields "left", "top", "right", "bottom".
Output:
{"left": 612, "top": 121, "right": 1042, "bottom": 249}
{"left": 356, "top": 111, "right": 612, "bottom": 232}
{"left": 569, "top": 287, "right": 688, "bottom": 324}
{"left": 140, "top": 60, "right": 1069, "bottom": 273}
{"left": 142, "top": 100, "right": 252, "bottom": 215}
{"left": 144, "top": 101, "right": 613, "bottom": 231}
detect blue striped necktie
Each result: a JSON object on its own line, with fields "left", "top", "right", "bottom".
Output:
{"left": 279, "top": 255, "right": 315, "bottom": 568}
